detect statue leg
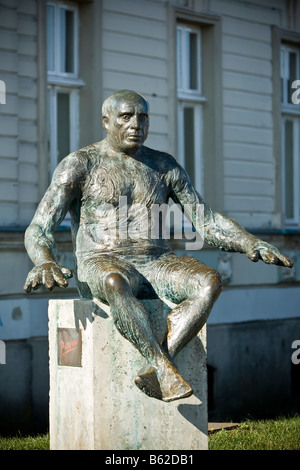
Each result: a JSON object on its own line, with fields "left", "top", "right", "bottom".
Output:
{"left": 145, "top": 254, "right": 223, "bottom": 358}
{"left": 166, "top": 270, "right": 222, "bottom": 357}
{"left": 78, "top": 255, "right": 193, "bottom": 401}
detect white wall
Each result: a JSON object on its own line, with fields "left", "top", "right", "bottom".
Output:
{"left": 0, "top": 0, "right": 39, "bottom": 227}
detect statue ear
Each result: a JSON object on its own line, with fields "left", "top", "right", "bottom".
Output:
{"left": 102, "top": 116, "right": 110, "bottom": 132}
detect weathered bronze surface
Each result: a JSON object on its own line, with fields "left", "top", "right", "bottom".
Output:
{"left": 24, "top": 90, "right": 293, "bottom": 402}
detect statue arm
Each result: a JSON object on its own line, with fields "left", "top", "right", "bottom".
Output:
{"left": 201, "top": 204, "right": 293, "bottom": 267}
{"left": 169, "top": 162, "right": 293, "bottom": 268}
{"left": 24, "top": 154, "right": 84, "bottom": 291}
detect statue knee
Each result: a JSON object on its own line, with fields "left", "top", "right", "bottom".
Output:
{"left": 104, "top": 272, "right": 129, "bottom": 294}
{"left": 204, "top": 270, "right": 223, "bottom": 299}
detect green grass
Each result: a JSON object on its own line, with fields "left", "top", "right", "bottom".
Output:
{"left": 0, "top": 415, "right": 299, "bottom": 450}
{"left": 0, "top": 432, "right": 49, "bottom": 450}
{"left": 209, "top": 415, "right": 300, "bottom": 450}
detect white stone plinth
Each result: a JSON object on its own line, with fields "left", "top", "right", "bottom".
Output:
{"left": 49, "top": 298, "right": 208, "bottom": 450}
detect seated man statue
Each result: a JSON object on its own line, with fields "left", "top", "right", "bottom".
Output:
{"left": 24, "top": 89, "right": 293, "bottom": 402}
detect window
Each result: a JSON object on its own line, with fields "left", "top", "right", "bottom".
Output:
{"left": 47, "top": 3, "right": 78, "bottom": 77}
{"left": 281, "top": 46, "right": 300, "bottom": 106}
{"left": 177, "top": 24, "right": 205, "bottom": 194}
{"left": 281, "top": 44, "right": 300, "bottom": 226}
{"left": 47, "top": 2, "right": 83, "bottom": 176}
{"left": 177, "top": 25, "right": 201, "bottom": 94}
{"left": 47, "top": 86, "right": 80, "bottom": 174}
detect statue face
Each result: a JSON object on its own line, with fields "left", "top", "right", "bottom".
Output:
{"left": 104, "top": 96, "right": 149, "bottom": 155}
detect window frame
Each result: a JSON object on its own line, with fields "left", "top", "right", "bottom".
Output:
{"left": 280, "top": 43, "right": 300, "bottom": 227}
{"left": 46, "top": 1, "right": 83, "bottom": 177}
{"left": 177, "top": 24, "right": 204, "bottom": 101}
{"left": 272, "top": 27, "right": 300, "bottom": 231}
{"left": 176, "top": 23, "right": 206, "bottom": 196}
{"left": 47, "top": 1, "right": 79, "bottom": 81}
{"left": 47, "top": 85, "right": 80, "bottom": 175}
{"left": 281, "top": 44, "right": 300, "bottom": 112}
{"left": 168, "top": 8, "right": 223, "bottom": 214}
{"left": 281, "top": 115, "right": 300, "bottom": 226}
{"left": 37, "top": 0, "right": 101, "bottom": 204}
{"left": 177, "top": 100, "right": 204, "bottom": 192}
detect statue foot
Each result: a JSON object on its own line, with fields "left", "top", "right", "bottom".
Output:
{"left": 134, "top": 365, "right": 162, "bottom": 400}
{"left": 134, "top": 362, "right": 193, "bottom": 402}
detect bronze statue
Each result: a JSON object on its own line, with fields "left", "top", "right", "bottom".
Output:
{"left": 24, "top": 90, "right": 293, "bottom": 402}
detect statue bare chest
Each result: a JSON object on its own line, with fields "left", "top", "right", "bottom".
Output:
{"left": 81, "top": 158, "right": 169, "bottom": 208}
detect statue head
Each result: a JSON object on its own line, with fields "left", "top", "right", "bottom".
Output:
{"left": 102, "top": 90, "right": 150, "bottom": 155}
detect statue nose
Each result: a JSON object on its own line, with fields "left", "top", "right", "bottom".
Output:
{"left": 131, "top": 116, "right": 140, "bottom": 129}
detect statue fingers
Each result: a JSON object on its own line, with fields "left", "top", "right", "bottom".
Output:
{"left": 23, "top": 267, "right": 41, "bottom": 292}
{"left": 31, "top": 271, "right": 43, "bottom": 290}
{"left": 23, "top": 274, "right": 33, "bottom": 292}
{"left": 259, "top": 248, "right": 293, "bottom": 267}
{"left": 61, "top": 266, "right": 73, "bottom": 279}
{"left": 24, "top": 263, "right": 72, "bottom": 293}
{"left": 247, "top": 249, "right": 259, "bottom": 262}
{"left": 272, "top": 252, "right": 293, "bottom": 268}
{"left": 281, "top": 254, "right": 294, "bottom": 268}
{"left": 42, "top": 269, "right": 56, "bottom": 291}
{"left": 257, "top": 249, "right": 274, "bottom": 264}
{"left": 51, "top": 265, "right": 69, "bottom": 288}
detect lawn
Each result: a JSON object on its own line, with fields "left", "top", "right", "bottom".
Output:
{"left": 209, "top": 415, "right": 300, "bottom": 450}
{"left": 0, "top": 415, "right": 299, "bottom": 450}
{"left": 0, "top": 432, "right": 49, "bottom": 450}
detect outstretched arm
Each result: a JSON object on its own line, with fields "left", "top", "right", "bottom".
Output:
{"left": 24, "top": 153, "right": 84, "bottom": 292}
{"left": 169, "top": 161, "right": 293, "bottom": 268}
{"left": 202, "top": 205, "right": 293, "bottom": 267}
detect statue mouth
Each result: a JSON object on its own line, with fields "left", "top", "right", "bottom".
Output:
{"left": 127, "top": 134, "right": 143, "bottom": 142}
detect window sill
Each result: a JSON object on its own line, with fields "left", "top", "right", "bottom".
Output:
{"left": 282, "top": 105, "right": 300, "bottom": 116}
{"left": 177, "top": 91, "right": 207, "bottom": 103}
{"left": 47, "top": 76, "right": 85, "bottom": 88}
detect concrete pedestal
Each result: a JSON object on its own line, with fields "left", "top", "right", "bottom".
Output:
{"left": 49, "top": 298, "right": 208, "bottom": 450}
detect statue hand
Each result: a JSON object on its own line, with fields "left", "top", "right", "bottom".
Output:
{"left": 246, "top": 240, "right": 293, "bottom": 268}
{"left": 24, "top": 261, "right": 73, "bottom": 292}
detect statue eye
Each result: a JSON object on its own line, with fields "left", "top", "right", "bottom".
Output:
{"left": 122, "top": 114, "right": 131, "bottom": 121}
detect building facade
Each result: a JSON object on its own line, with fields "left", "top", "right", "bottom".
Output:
{"left": 0, "top": 0, "right": 299, "bottom": 433}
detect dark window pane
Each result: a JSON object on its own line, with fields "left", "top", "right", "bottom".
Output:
{"left": 189, "top": 33, "right": 198, "bottom": 90}
{"left": 57, "top": 92, "right": 70, "bottom": 162}
{"left": 60, "top": 9, "right": 75, "bottom": 73}
{"left": 288, "top": 52, "right": 297, "bottom": 103}
{"left": 281, "top": 77, "right": 284, "bottom": 103}
{"left": 65, "top": 10, "right": 75, "bottom": 73}
{"left": 284, "top": 119, "right": 294, "bottom": 219}
{"left": 184, "top": 107, "right": 195, "bottom": 186}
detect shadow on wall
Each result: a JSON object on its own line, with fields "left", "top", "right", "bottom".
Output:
{"left": 207, "top": 318, "right": 300, "bottom": 422}
{"left": 0, "top": 338, "right": 49, "bottom": 436}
